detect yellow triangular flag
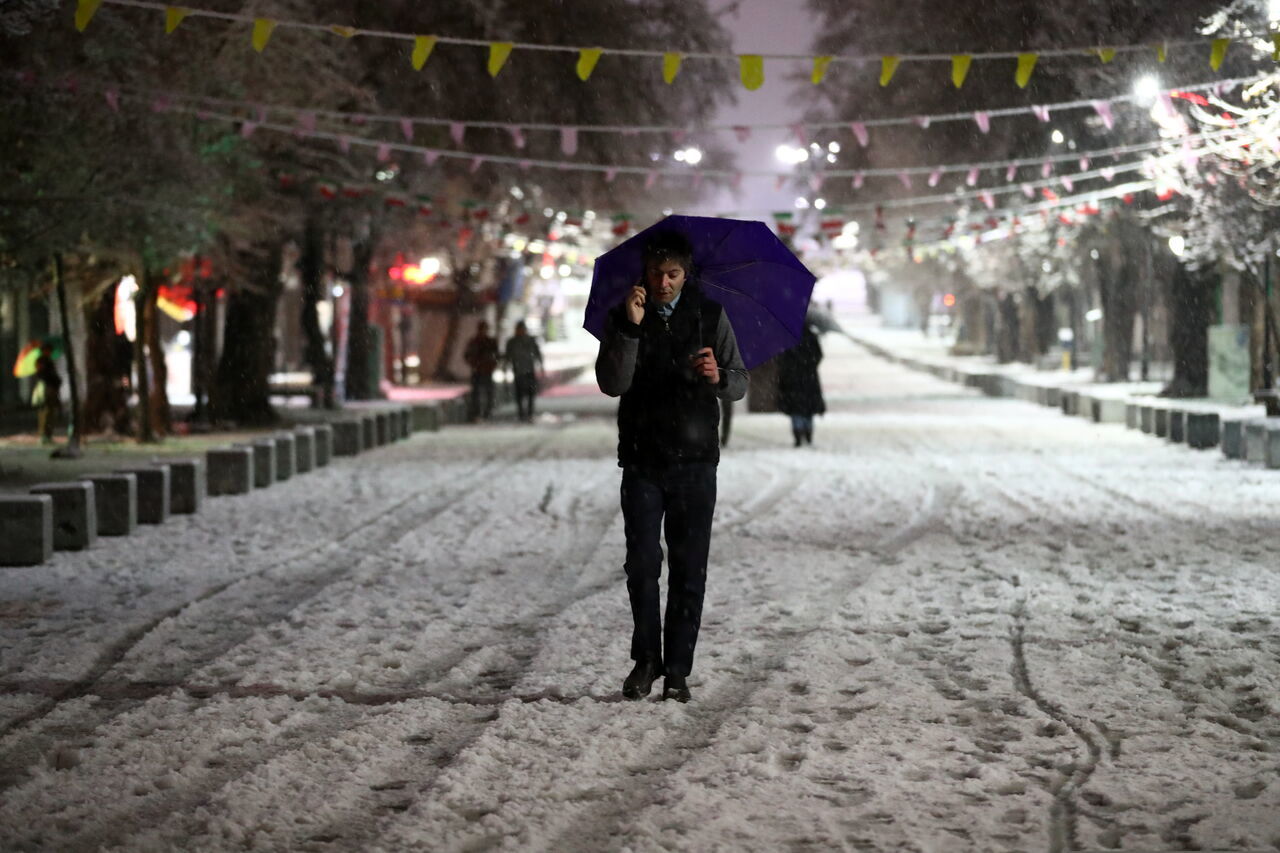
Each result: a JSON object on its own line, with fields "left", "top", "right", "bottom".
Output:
{"left": 488, "top": 42, "right": 514, "bottom": 77}
{"left": 1156, "top": 42, "right": 1168, "bottom": 63}
{"left": 811, "top": 55, "right": 833, "bottom": 85}
{"left": 412, "top": 35, "right": 437, "bottom": 70}
{"left": 740, "top": 55, "right": 764, "bottom": 90}
{"left": 252, "top": 18, "right": 276, "bottom": 52}
{"left": 576, "top": 48, "right": 603, "bottom": 81}
{"left": 74, "top": 0, "right": 103, "bottom": 32}
{"left": 951, "top": 54, "right": 972, "bottom": 88}
{"left": 880, "top": 55, "right": 900, "bottom": 86}
{"left": 1095, "top": 47, "right": 1116, "bottom": 63}
{"left": 164, "top": 6, "right": 190, "bottom": 34}
{"left": 1015, "top": 53, "right": 1037, "bottom": 88}
{"left": 329, "top": 25, "right": 358, "bottom": 38}
{"left": 1210, "top": 38, "right": 1230, "bottom": 70}
{"left": 1272, "top": 34, "right": 1280, "bottom": 61}
{"left": 663, "top": 52, "right": 682, "bottom": 84}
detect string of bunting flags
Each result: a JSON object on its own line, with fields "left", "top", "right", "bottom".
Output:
{"left": 73, "top": 0, "right": 1269, "bottom": 91}
{"left": 53, "top": 77, "right": 1249, "bottom": 190}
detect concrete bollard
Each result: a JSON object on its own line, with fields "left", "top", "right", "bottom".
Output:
{"left": 1186, "top": 413, "right": 1220, "bottom": 450}
{"left": 1266, "top": 425, "right": 1280, "bottom": 470}
{"left": 1095, "top": 399, "right": 1127, "bottom": 424}
{"left": 245, "top": 440, "right": 278, "bottom": 488}
{"left": 0, "top": 494, "right": 53, "bottom": 566}
{"left": 293, "top": 427, "right": 316, "bottom": 474}
{"left": 332, "top": 420, "right": 362, "bottom": 457}
{"left": 1245, "top": 421, "right": 1269, "bottom": 463}
{"left": 1125, "top": 403, "right": 1139, "bottom": 430}
{"left": 412, "top": 404, "right": 442, "bottom": 433}
{"left": 29, "top": 482, "right": 97, "bottom": 551}
{"left": 159, "top": 457, "right": 205, "bottom": 514}
{"left": 85, "top": 473, "right": 137, "bottom": 535}
{"left": 1168, "top": 410, "right": 1186, "bottom": 443}
{"left": 361, "top": 415, "right": 376, "bottom": 450}
{"left": 397, "top": 408, "right": 412, "bottom": 439}
{"left": 374, "top": 412, "right": 390, "bottom": 446}
{"left": 206, "top": 447, "right": 254, "bottom": 496}
{"left": 274, "top": 433, "right": 296, "bottom": 481}
{"left": 1221, "top": 420, "right": 1247, "bottom": 459}
{"left": 1140, "top": 405, "right": 1155, "bottom": 434}
{"left": 1154, "top": 408, "right": 1170, "bottom": 439}
{"left": 1061, "top": 391, "right": 1080, "bottom": 417}
{"left": 116, "top": 465, "right": 171, "bottom": 524}
{"left": 312, "top": 424, "right": 333, "bottom": 467}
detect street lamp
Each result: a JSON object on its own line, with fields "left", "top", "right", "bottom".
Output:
{"left": 1134, "top": 75, "right": 1161, "bottom": 105}
{"left": 673, "top": 147, "right": 703, "bottom": 165}
{"left": 775, "top": 144, "right": 809, "bottom": 165}
{"left": 1169, "top": 235, "right": 1186, "bottom": 256}
{"left": 1051, "top": 129, "right": 1065, "bottom": 144}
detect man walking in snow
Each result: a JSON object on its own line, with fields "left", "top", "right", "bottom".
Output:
{"left": 463, "top": 321, "right": 499, "bottom": 422}
{"left": 595, "top": 231, "right": 748, "bottom": 702}
{"left": 503, "top": 320, "right": 544, "bottom": 423}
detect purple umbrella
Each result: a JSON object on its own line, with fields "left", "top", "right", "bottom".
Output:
{"left": 584, "top": 215, "right": 817, "bottom": 369}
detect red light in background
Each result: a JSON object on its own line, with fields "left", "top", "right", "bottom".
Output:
{"left": 942, "top": 293, "right": 956, "bottom": 308}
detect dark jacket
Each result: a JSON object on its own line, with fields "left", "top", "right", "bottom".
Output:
{"left": 596, "top": 286, "right": 748, "bottom": 468}
{"left": 464, "top": 334, "right": 499, "bottom": 376}
{"left": 776, "top": 325, "right": 825, "bottom": 417}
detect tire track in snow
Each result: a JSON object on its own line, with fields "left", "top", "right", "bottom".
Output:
{"left": 0, "top": 428, "right": 566, "bottom": 793}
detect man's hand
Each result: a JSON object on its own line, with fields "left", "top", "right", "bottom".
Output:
{"left": 692, "top": 347, "right": 719, "bottom": 384}
{"left": 625, "top": 285, "right": 647, "bottom": 326}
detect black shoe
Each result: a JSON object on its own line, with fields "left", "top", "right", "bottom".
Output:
{"left": 622, "top": 659, "right": 662, "bottom": 700}
{"left": 793, "top": 431, "right": 803, "bottom": 448}
{"left": 662, "top": 675, "right": 691, "bottom": 703}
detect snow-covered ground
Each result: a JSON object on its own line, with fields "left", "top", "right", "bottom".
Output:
{"left": 1, "top": 333, "right": 1278, "bottom": 852}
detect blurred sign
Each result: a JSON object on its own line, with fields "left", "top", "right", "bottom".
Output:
{"left": 1209, "top": 324, "right": 1250, "bottom": 404}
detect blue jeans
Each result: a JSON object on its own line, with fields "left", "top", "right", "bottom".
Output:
{"left": 790, "top": 414, "right": 814, "bottom": 433}
{"left": 620, "top": 463, "right": 717, "bottom": 677}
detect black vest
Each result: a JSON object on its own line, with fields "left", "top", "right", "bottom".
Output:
{"left": 616, "top": 288, "right": 724, "bottom": 469}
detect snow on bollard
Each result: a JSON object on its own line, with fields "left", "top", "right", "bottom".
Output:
{"left": 1168, "top": 410, "right": 1186, "bottom": 443}
{"left": 1186, "top": 413, "right": 1220, "bottom": 450}
{"left": 206, "top": 447, "right": 253, "bottom": 496}
{"left": 1265, "top": 423, "right": 1280, "bottom": 469}
{"left": 85, "top": 473, "right": 137, "bottom": 535}
{"left": 1139, "top": 405, "right": 1155, "bottom": 434}
{"left": 29, "top": 482, "right": 96, "bottom": 551}
{"left": 1154, "top": 407, "right": 1170, "bottom": 439}
{"left": 0, "top": 494, "right": 53, "bottom": 566}
{"left": 1221, "top": 420, "right": 1247, "bottom": 459}
{"left": 1125, "top": 403, "right": 1139, "bottom": 430}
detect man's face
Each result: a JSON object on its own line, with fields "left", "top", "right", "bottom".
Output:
{"left": 645, "top": 259, "right": 687, "bottom": 305}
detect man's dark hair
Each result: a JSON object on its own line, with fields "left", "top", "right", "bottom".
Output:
{"left": 643, "top": 231, "right": 694, "bottom": 273}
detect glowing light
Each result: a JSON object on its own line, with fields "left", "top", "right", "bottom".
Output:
{"left": 332, "top": 285, "right": 344, "bottom": 298}
{"left": 418, "top": 257, "right": 441, "bottom": 277}
{"left": 828, "top": 141, "right": 841, "bottom": 153}
{"left": 814, "top": 198, "right": 827, "bottom": 210}
{"left": 1134, "top": 75, "right": 1161, "bottom": 104}
{"left": 1051, "top": 129, "right": 1065, "bottom": 144}
{"left": 1085, "top": 308, "right": 1103, "bottom": 322}
{"left": 795, "top": 197, "right": 810, "bottom": 209}
{"left": 114, "top": 275, "right": 139, "bottom": 341}
{"left": 1169, "top": 235, "right": 1186, "bottom": 256}
{"left": 558, "top": 264, "right": 571, "bottom": 277}
{"left": 942, "top": 293, "right": 956, "bottom": 308}
{"left": 775, "top": 144, "right": 809, "bottom": 164}
{"left": 540, "top": 265, "right": 555, "bottom": 279}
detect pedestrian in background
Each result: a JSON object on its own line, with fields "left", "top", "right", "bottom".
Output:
{"left": 595, "top": 230, "right": 748, "bottom": 703}
{"left": 33, "top": 352, "right": 63, "bottom": 445}
{"left": 776, "top": 322, "right": 825, "bottom": 447}
{"left": 463, "top": 321, "right": 499, "bottom": 423}
{"left": 504, "top": 320, "right": 544, "bottom": 423}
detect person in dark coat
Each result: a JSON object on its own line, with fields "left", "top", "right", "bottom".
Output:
{"left": 503, "top": 320, "right": 544, "bottom": 423}
{"left": 463, "top": 321, "right": 499, "bottom": 422}
{"left": 776, "top": 323, "right": 825, "bottom": 447}
{"left": 595, "top": 231, "right": 749, "bottom": 703}
{"left": 33, "top": 352, "right": 63, "bottom": 445}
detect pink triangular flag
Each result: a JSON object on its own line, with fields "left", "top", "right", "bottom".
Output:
{"left": 853, "top": 172, "right": 865, "bottom": 189}
{"left": 915, "top": 115, "right": 932, "bottom": 129}
{"left": 298, "top": 112, "right": 317, "bottom": 133}
{"left": 1079, "top": 157, "right": 1090, "bottom": 172}
{"left": 338, "top": 136, "right": 351, "bottom": 153}
{"left": 1006, "top": 165, "right": 1017, "bottom": 182}
{"left": 966, "top": 167, "right": 979, "bottom": 187}
{"left": 733, "top": 126, "right": 751, "bottom": 142}
{"left": 1100, "top": 167, "right": 1115, "bottom": 181}
{"left": 791, "top": 123, "right": 806, "bottom": 143}
{"left": 240, "top": 121, "right": 257, "bottom": 138}
{"left": 672, "top": 129, "right": 687, "bottom": 144}
{"left": 973, "top": 112, "right": 990, "bottom": 133}
{"left": 507, "top": 126, "right": 526, "bottom": 148}
{"left": 561, "top": 127, "right": 578, "bottom": 156}
{"left": 928, "top": 169, "right": 942, "bottom": 187}
{"left": 732, "top": 172, "right": 744, "bottom": 188}
{"left": 1032, "top": 105, "right": 1050, "bottom": 123}
{"left": 377, "top": 143, "right": 391, "bottom": 162}
{"left": 1022, "top": 184, "right": 1034, "bottom": 199}
{"left": 450, "top": 122, "right": 465, "bottom": 145}
{"left": 850, "top": 122, "right": 869, "bottom": 147}
{"left": 400, "top": 118, "right": 414, "bottom": 141}
{"left": 1042, "top": 161, "right": 1053, "bottom": 178}
{"left": 645, "top": 171, "right": 658, "bottom": 189}
{"left": 1092, "top": 101, "right": 1114, "bottom": 130}
{"left": 810, "top": 174, "right": 823, "bottom": 192}
{"left": 257, "top": 106, "right": 268, "bottom": 124}
{"left": 470, "top": 156, "right": 484, "bottom": 173}
{"left": 605, "top": 169, "right": 617, "bottom": 182}
{"left": 423, "top": 150, "right": 440, "bottom": 165}
{"left": 1157, "top": 93, "right": 1176, "bottom": 120}
{"left": 981, "top": 191, "right": 995, "bottom": 210}
{"left": 898, "top": 171, "right": 912, "bottom": 189}
{"left": 1062, "top": 176, "right": 1074, "bottom": 192}
{"left": 104, "top": 89, "right": 119, "bottom": 112}
{"left": 775, "top": 175, "right": 787, "bottom": 191}
{"left": 518, "top": 159, "right": 531, "bottom": 171}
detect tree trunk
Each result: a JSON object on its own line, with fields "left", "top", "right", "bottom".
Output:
{"left": 344, "top": 235, "right": 377, "bottom": 400}
{"left": 133, "top": 272, "right": 157, "bottom": 443}
{"left": 995, "top": 292, "right": 1019, "bottom": 364}
{"left": 1161, "top": 262, "right": 1215, "bottom": 398}
{"left": 1097, "top": 233, "right": 1140, "bottom": 383}
{"left": 212, "top": 241, "right": 282, "bottom": 426}
{"left": 299, "top": 214, "right": 336, "bottom": 407}
{"left": 83, "top": 280, "right": 133, "bottom": 435}
{"left": 144, "top": 281, "right": 171, "bottom": 436}
{"left": 50, "top": 255, "right": 84, "bottom": 457}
